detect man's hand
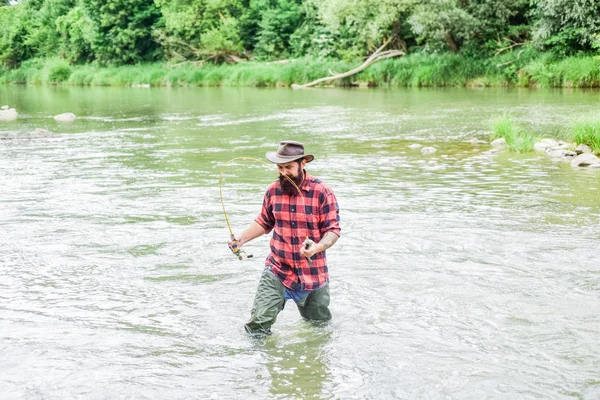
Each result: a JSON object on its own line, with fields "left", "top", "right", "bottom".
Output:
{"left": 228, "top": 235, "right": 241, "bottom": 251}
{"left": 300, "top": 238, "right": 320, "bottom": 259}
{"left": 228, "top": 235, "right": 246, "bottom": 260}
{"left": 300, "top": 232, "right": 339, "bottom": 260}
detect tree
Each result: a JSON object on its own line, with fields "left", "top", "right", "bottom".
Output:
{"left": 199, "top": 16, "right": 244, "bottom": 62}
{"left": 532, "top": 0, "right": 600, "bottom": 55}
{"left": 252, "top": 0, "right": 303, "bottom": 59}
{"left": 409, "top": 0, "right": 529, "bottom": 54}
{"left": 82, "top": 0, "right": 162, "bottom": 64}
{"left": 55, "top": 4, "right": 94, "bottom": 62}
{"left": 0, "top": 2, "right": 35, "bottom": 67}
{"left": 313, "top": 0, "right": 416, "bottom": 58}
{"left": 26, "top": 0, "right": 76, "bottom": 58}
{"left": 154, "top": 0, "right": 246, "bottom": 62}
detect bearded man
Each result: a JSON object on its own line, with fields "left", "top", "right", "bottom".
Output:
{"left": 228, "top": 140, "right": 341, "bottom": 335}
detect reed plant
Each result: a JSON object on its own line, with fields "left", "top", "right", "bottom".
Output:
{"left": 492, "top": 116, "right": 537, "bottom": 152}
{"left": 571, "top": 121, "right": 600, "bottom": 153}
{"left": 2, "top": 53, "right": 600, "bottom": 88}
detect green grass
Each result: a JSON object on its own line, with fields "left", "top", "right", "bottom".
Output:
{"left": 491, "top": 116, "right": 537, "bottom": 152}
{"left": 2, "top": 51, "right": 600, "bottom": 88}
{"left": 489, "top": 115, "right": 600, "bottom": 154}
{"left": 571, "top": 121, "right": 600, "bottom": 153}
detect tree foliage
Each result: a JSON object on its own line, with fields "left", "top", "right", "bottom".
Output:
{"left": 55, "top": 5, "right": 94, "bottom": 63}
{"left": 82, "top": 0, "right": 162, "bottom": 64}
{"left": 0, "top": 0, "right": 599, "bottom": 67}
{"left": 313, "top": 0, "right": 416, "bottom": 58}
{"left": 532, "top": 0, "right": 600, "bottom": 55}
{"left": 409, "top": 0, "right": 529, "bottom": 53}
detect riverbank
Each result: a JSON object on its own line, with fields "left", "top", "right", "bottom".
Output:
{"left": 1, "top": 51, "right": 600, "bottom": 88}
{"left": 490, "top": 117, "right": 600, "bottom": 154}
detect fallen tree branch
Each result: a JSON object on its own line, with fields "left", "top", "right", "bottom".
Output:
{"left": 495, "top": 41, "right": 525, "bottom": 55}
{"left": 264, "top": 59, "right": 290, "bottom": 65}
{"left": 291, "top": 42, "right": 404, "bottom": 89}
{"left": 495, "top": 49, "right": 525, "bottom": 67}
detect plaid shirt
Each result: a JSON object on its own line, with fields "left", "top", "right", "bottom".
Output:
{"left": 255, "top": 172, "right": 340, "bottom": 291}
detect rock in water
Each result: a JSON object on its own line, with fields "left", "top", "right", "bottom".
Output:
{"left": 575, "top": 144, "right": 592, "bottom": 154}
{"left": 570, "top": 153, "right": 600, "bottom": 168}
{"left": 54, "top": 112, "right": 76, "bottom": 122}
{"left": 33, "top": 128, "right": 53, "bottom": 135}
{"left": 540, "top": 138, "right": 559, "bottom": 147}
{"left": 546, "top": 148, "right": 568, "bottom": 158}
{"left": 490, "top": 138, "right": 506, "bottom": 147}
{"left": 0, "top": 108, "right": 18, "bottom": 121}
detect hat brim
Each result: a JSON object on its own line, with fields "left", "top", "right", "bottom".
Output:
{"left": 265, "top": 152, "right": 314, "bottom": 164}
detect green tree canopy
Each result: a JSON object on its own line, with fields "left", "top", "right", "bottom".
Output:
{"left": 1, "top": 0, "right": 599, "bottom": 67}
{"left": 532, "top": 0, "right": 600, "bottom": 55}
{"left": 83, "top": 0, "right": 162, "bottom": 64}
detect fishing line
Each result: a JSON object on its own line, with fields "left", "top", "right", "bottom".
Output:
{"left": 218, "top": 156, "right": 313, "bottom": 260}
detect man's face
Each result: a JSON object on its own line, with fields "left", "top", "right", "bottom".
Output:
{"left": 277, "top": 159, "right": 307, "bottom": 195}
{"left": 277, "top": 159, "right": 305, "bottom": 179}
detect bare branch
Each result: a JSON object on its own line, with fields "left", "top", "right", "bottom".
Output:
{"left": 292, "top": 42, "right": 403, "bottom": 89}
{"left": 495, "top": 41, "right": 525, "bottom": 55}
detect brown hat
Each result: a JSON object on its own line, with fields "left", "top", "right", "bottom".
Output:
{"left": 266, "top": 140, "right": 314, "bottom": 164}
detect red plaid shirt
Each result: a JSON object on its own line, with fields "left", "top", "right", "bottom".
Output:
{"left": 255, "top": 171, "right": 341, "bottom": 291}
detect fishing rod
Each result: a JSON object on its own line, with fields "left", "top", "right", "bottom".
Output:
{"left": 218, "top": 156, "right": 314, "bottom": 261}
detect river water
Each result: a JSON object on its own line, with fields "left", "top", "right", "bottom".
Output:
{"left": 1, "top": 86, "right": 599, "bottom": 399}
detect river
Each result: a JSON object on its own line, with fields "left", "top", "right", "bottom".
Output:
{"left": 1, "top": 86, "right": 599, "bottom": 399}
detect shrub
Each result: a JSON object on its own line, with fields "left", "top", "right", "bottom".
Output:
{"left": 48, "top": 62, "right": 72, "bottom": 82}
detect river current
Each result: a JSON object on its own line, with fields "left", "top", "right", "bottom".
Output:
{"left": 1, "top": 87, "right": 599, "bottom": 399}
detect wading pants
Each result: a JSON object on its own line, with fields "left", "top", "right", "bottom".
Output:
{"left": 244, "top": 270, "right": 331, "bottom": 334}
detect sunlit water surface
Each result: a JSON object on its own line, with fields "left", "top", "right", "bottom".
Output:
{"left": 1, "top": 87, "right": 599, "bottom": 399}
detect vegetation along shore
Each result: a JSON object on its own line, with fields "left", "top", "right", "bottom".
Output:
{"left": 485, "top": 116, "right": 600, "bottom": 168}
{"left": 2, "top": 0, "right": 600, "bottom": 88}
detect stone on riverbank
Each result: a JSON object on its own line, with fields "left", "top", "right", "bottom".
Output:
{"left": 54, "top": 112, "right": 76, "bottom": 122}
{"left": 545, "top": 148, "right": 573, "bottom": 158}
{"left": 533, "top": 138, "right": 559, "bottom": 152}
{"left": 490, "top": 138, "right": 506, "bottom": 147}
{"left": 575, "top": 144, "right": 592, "bottom": 154}
{"left": 570, "top": 153, "right": 600, "bottom": 168}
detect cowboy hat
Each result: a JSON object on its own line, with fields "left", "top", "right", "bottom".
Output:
{"left": 266, "top": 140, "right": 314, "bottom": 164}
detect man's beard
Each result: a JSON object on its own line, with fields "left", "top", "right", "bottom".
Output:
{"left": 279, "top": 170, "right": 304, "bottom": 196}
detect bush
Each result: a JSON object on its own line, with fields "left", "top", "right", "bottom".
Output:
{"left": 48, "top": 62, "right": 72, "bottom": 82}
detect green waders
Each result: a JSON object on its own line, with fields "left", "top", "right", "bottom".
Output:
{"left": 244, "top": 270, "right": 331, "bottom": 334}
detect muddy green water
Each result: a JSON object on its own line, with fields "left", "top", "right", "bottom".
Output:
{"left": 1, "top": 86, "right": 599, "bottom": 399}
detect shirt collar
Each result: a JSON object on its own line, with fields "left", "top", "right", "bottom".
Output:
{"left": 300, "top": 170, "right": 312, "bottom": 192}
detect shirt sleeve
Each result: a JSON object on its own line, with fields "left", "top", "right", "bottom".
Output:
{"left": 319, "top": 187, "right": 341, "bottom": 237}
{"left": 255, "top": 189, "right": 275, "bottom": 234}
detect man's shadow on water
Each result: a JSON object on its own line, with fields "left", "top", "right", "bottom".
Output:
{"left": 251, "top": 322, "right": 333, "bottom": 399}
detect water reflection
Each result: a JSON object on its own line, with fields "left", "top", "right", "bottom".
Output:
{"left": 259, "top": 325, "right": 332, "bottom": 399}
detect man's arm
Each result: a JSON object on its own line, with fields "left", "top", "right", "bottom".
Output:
{"left": 317, "top": 231, "right": 339, "bottom": 252}
{"left": 228, "top": 221, "right": 266, "bottom": 249}
{"left": 301, "top": 231, "right": 339, "bottom": 258}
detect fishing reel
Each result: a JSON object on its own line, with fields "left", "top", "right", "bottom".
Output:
{"left": 303, "top": 238, "right": 315, "bottom": 267}
{"left": 303, "top": 238, "right": 315, "bottom": 250}
{"left": 229, "top": 235, "right": 253, "bottom": 261}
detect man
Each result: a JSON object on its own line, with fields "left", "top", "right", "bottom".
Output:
{"left": 228, "top": 140, "right": 341, "bottom": 335}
